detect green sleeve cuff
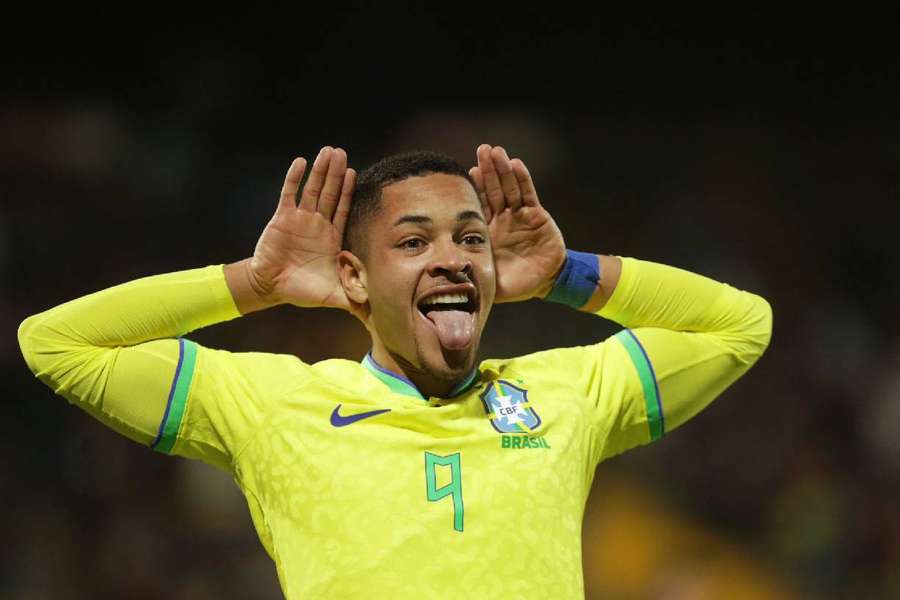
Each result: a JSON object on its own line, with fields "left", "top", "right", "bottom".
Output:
{"left": 613, "top": 329, "right": 664, "bottom": 441}
{"left": 150, "top": 337, "right": 199, "bottom": 454}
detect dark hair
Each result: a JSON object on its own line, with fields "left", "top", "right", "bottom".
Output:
{"left": 343, "top": 150, "right": 477, "bottom": 255}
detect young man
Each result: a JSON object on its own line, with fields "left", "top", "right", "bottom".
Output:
{"left": 17, "top": 144, "right": 773, "bottom": 599}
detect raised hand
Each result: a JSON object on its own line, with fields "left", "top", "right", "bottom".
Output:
{"left": 245, "top": 147, "right": 358, "bottom": 312}
{"left": 469, "top": 144, "right": 566, "bottom": 303}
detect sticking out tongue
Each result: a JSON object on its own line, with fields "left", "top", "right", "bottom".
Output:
{"left": 426, "top": 310, "right": 475, "bottom": 350}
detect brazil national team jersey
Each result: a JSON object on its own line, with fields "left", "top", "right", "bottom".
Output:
{"left": 17, "top": 258, "right": 772, "bottom": 599}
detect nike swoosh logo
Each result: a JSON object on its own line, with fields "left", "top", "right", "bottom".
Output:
{"left": 330, "top": 404, "right": 392, "bottom": 427}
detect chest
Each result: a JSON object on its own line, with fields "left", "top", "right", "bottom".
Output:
{"left": 239, "top": 379, "right": 594, "bottom": 533}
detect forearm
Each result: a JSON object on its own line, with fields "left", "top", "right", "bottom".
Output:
{"left": 595, "top": 257, "right": 772, "bottom": 358}
{"left": 599, "top": 255, "right": 773, "bottom": 440}
{"left": 576, "top": 256, "right": 773, "bottom": 457}
{"left": 18, "top": 264, "right": 241, "bottom": 375}
{"left": 16, "top": 264, "right": 250, "bottom": 447}
{"left": 545, "top": 251, "right": 770, "bottom": 345}
{"left": 598, "top": 258, "right": 773, "bottom": 441}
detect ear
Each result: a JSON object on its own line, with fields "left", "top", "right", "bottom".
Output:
{"left": 338, "top": 249, "right": 368, "bottom": 305}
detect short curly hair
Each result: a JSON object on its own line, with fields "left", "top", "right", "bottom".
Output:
{"left": 343, "top": 150, "right": 477, "bottom": 256}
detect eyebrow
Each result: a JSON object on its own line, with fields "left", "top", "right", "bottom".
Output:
{"left": 392, "top": 211, "right": 486, "bottom": 228}
{"left": 458, "top": 210, "right": 486, "bottom": 224}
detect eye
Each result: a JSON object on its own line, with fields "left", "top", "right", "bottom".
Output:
{"left": 399, "top": 238, "right": 425, "bottom": 250}
{"left": 461, "top": 233, "right": 486, "bottom": 245}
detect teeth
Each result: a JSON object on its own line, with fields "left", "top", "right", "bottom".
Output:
{"left": 422, "top": 293, "right": 469, "bottom": 306}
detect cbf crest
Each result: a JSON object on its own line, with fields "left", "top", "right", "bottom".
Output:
{"left": 480, "top": 380, "right": 542, "bottom": 434}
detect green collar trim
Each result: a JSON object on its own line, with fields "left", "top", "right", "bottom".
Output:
{"left": 362, "top": 353, "right": 424, "bottom": 399}
{"left": 361, "top": 352, "right": 479, "bottom": 400}
{"left": 448, "top": 368, "right": 479, "bottom": 396}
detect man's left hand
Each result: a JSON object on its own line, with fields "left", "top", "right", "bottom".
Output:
{"left": 469, "top": 144, "right": 566, "bottom": 303}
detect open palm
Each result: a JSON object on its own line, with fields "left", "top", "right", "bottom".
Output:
{"left": 469, "top": 145, "right": 566, "bottom": 303}
{"left": 249, "top": 147, "right": 357, "bottom": 311}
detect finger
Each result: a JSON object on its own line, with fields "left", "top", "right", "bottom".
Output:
{"left": 278, "top": 157, "right": 307, "bottom": 212}
{"left": 468, "top": 165, "right": 485, "bottom": 194}
{"left": 333, "top": 167, "right": 356, "bottom": 235}
{"left": 318, "top": 147, "right": 347, "bottom": 220}
{"left": 477, "top": 143, "right": 504, "bottom": 217}
{"left": 299, "top": 146, "right": 333, "bottom": 212}
{"left": 492, "top": 146, "right": 522, "bottom": 211}
{"left": 511, "top": 158, "right": 541, "bottom": 207}
{"left": 468, "top": 166, "right": 491, "bottom": 222}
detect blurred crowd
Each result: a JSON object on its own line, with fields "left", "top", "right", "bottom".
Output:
{"left": 3, "top": 29, "right": 898, "bottom": 599}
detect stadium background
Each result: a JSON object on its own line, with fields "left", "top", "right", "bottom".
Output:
{"left": 2, "top": 13, "right": 898, "bottom": 599}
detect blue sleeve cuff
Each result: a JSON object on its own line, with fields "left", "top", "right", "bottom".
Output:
{"left": 543, "top": 249, "right": 601, "bottom": 309}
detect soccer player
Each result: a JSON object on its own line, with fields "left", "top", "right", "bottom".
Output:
{"left": 17, "top": 144, "right": 773, "bottom": 599}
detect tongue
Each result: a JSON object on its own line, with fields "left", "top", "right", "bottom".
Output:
{"left": 426, "top": 310, "right": 474, "bottom": 350}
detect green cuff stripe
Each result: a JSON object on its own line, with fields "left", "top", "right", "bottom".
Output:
{"left": 614, "top": 329, "right": 664, "bottom": 441}
{"left": 151, "top": 338, "right": 198, "bottom": 454}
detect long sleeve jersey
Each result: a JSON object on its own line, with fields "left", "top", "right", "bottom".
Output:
{"left": 17, "top": 256, "right": 772, "bottom": 599}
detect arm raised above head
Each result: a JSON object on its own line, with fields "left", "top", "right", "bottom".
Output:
{"left": 468, "top": 142, "right": 771, "bottom": 461}
{"left": 16, "top": 149, "right": 356, "bottom": 469}
{"left": 595, "top": 256, "right": 773, "bottom": 432}
{"left": 17, "top": 264, "right": 244, "bottom": 465}
{"left": 543, "top": 253, "right": 773, "bottom": 462}
{"left": 17, "top": 261, "right": 321, "bottom": 471}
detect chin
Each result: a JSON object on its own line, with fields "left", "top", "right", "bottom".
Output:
{"left": 441, "top": 350, "right": 478, "bottom": 376}
{"left": 421, "top": 341, "right": 480, "bottom": 380}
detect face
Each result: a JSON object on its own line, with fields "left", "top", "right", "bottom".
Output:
{"left": 347, "top": 173, "right": 496, "bottom": 387}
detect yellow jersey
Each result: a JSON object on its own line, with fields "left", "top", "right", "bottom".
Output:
{"left": 17, "top": 256, "right": 772, "bottom": 599}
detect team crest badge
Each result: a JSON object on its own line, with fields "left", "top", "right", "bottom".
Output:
{"left": 480, "top": 380, "right": 541, "bottom": 434}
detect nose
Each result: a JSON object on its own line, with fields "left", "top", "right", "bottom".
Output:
{"left": 426, "top": 238, "right": 472, "bottom": 281}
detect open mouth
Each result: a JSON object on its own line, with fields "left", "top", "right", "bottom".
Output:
{"left": 418, "top": 292, "right": 477, "bottom": 315}
{"left": 417, "top": 287, "right": 478, "bottom": 350}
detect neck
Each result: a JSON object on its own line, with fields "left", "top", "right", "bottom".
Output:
{"left": 368, "top": 341, "right": 476, "bottom": 399}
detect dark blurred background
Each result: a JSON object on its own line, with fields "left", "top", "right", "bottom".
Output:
{"left": 3, "top": 11, "right": 899, "bottom": 599}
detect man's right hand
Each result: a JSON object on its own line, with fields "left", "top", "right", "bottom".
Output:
{"left": 224, "top": 147, "right": 358, "bottom": 316}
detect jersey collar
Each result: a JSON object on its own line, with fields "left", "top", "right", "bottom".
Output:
{"left": 361, "top": 351, "right": 479, "bottom": 401}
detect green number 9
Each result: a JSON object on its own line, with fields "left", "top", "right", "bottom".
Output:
{"left": 424, "top": 452, "right": 464, "bottom": 532}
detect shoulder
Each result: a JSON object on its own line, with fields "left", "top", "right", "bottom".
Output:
{"left": 188, "top": 343, "right": 333, "bottom": 401}
{"left": 232, "top": 354, "right": 369, "bottom": 391}
{"left": 309, "top": 357, "right": 368, "bottom": 380}
{"left": 479, "top": 338, "right": 621, "bottom": 380}
{"left": 192, "top": 343, "right": 311, "bottom": 375}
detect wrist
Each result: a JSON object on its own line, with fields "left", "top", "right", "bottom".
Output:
{"left": 541, "top": 249, "right": 601, "bottom": 309}
{"left": 224, "top": 258, "right": 282, "bottom": 315}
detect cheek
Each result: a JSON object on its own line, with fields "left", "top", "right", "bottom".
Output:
{"left": 368, "top": 264, "right": 419, "bottom": 318}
